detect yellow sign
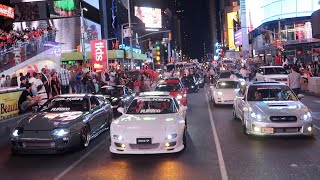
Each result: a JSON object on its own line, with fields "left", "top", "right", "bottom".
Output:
{"left": 227, "top": 12, "right": 238, "bottom": 50}
{"left": 0, "top": 91, "right": 22, "bottom": 120}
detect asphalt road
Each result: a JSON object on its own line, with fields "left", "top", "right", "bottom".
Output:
{"left": 0, "top": 86, "right": 320, "bottom": 180}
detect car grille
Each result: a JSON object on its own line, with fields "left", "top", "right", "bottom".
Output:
{"left": 270, "top": 116, "right": 297, "bottom": 122}
{"left": 129, "top": 143, "right": 160, "bottom": 150}
{"left": 22, "top": 142, "right": 55, "bottom": 149}
{"left": 273, "top": 127, "right": 301, "bottom": 133}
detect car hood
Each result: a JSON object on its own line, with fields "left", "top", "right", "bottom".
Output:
{"left": 112, "top": 114, "right": 183, "bottom": 134}
{"left": 247, "top": 101, "right": 308, "bottom": 118}
{"left": 18, "top": 111, "right": 84, "bottom": 131}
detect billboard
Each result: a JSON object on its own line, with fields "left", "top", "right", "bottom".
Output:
{"left": 134, "top": 6, "right": 162, "bottom": 28}
{"left": 0, "top": 4, "right": 14, "bottom": 19}
{"left": 48, "top": 0, "right": 81, "bottom": 18}
{"left": 246, "top": 0, "right": 320, "bottom": 32}
{"left": 91, "top": 40, "right": 107, "bottom": 71}
{"left": 83, "top": 0, "right": 99, "bottom": 10}
{"left": 13, "top": 17, "right": 81, "bottom": 52}
{"left": 234, "top": 29, "right": 242, "bottom": 46}
{"left": 14, "top": 1, "right": 47, "bottom": 21}
{"left": 312, "top": 9, "right": 320, "bottom": 39}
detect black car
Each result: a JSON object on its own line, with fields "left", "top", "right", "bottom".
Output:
{"left": 100, "top": 85, "right": 135, "bottom": 114}
{"left": 10, "top": 94, "right": 113, "bottom": 154}
{"left": 181, "top": 75, "right": 199, "bottom": 93}
{"left": 192, "top": 74, "right": 205, "bottom": 88}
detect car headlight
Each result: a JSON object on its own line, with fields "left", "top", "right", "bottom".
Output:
{"left": 52, "top": 128, "right": 70, "bottom": 136}
{"left": 12, "top": 127, "right": 23, "bottom": 137}
{"left": 165, "top": 134, "right": 177, "bottom": 140}
{"left": 176, "top": 95, "right": 183, "bottom": 100}
{"left": 250, "top": 112, "right": 263, "bottom": 121}
{"left": 301, "top": 112, "right": 312, "bottom": 121}
{"left": 217, "top": 91, "right": 223, "bottom": 96}
{"left": 113, "top": 135, "right": 124, "bottom": 141}
{"left": 240, "top": 82, "right": 246, "bottom": 86}
{"left": 191, "top": 86, "right": 195, "bottom": 88}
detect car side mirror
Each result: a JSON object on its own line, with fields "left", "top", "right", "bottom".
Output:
{"left": 117, "top": 107, "right": 125, "bottom": 114}
{"left": 297, "top": 94, "right": 304, "bottom": 100}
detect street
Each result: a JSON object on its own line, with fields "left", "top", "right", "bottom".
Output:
{"left": 0, "top": 86, "right": 320, "bottom": 180}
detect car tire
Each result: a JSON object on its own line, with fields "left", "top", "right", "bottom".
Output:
{"left": 80, "top": 124, "right": 91, "bottom": 148}
{"left": 183, "top": 129, "right": 187, "bottom": 149}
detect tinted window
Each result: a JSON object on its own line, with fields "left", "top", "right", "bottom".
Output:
{"left": 247, "top": 85, "right": 298, "bottom": 101}
{"left": 100, "top": 86, "right": 124, "bottom": 97}
{"left": 155, "top": 84, "right": 182, "bottom": 92}
{"left": 219, "top": 72, "right": 242, "bottom": 78}
{"left": 264, "top": 67, "right": 288, "bottom": 75}
{"left": 127, "top": 98, "right": 177, "bottom": 114}
{"left": 181, "top": 77, "right": 195, "bottom": 85}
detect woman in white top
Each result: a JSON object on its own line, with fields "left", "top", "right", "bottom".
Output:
{"left": 35, "top": 74, "right": 48, "bottom": 106}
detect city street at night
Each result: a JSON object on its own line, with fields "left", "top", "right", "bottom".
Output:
{"left": 1, "top": 87, "right": 320, "bottom": 180}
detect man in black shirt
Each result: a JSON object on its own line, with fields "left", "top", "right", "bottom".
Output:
{"left": 20, "top": 76, "right": 27, "bottom": 88}
{"left": 18, "top": 83, "right": 39, "bottom": 112}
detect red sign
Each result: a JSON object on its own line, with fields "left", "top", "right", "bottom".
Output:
{"left": 90, "top": 40, "right": 108, "bottom": 71}
{"left": 0, "top": 4, "right": 14, "bottom": 19}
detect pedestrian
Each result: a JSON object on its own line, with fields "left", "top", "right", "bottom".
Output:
{"left": 0, "top": 74, "right": 5, "bottom": 87}
{"left": 20, "top": 76, "right": 27, "bottom": 88}
{"left": 4, "top": 75, "right": 11, "bottom": 87}
{"left": 35, "top": 73, "right": 48, "bottom": 105}
{"left": 10, "top": 75, "right": 18, "bottom": 86}
{"left": 58, "top": 65, "right": 70, "bottom": 94}
{"left": 41, "top": 68, "right": 51, "bottom": 99}
{"left": 287, "top": 66, "right": 301, "bottom": 95}
{"left": 51, "top": 73, "right": 60, "bottom": 97}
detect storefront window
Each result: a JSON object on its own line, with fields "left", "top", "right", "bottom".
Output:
{"left": 286, "top": 24, "right": 295, "bottom": 41}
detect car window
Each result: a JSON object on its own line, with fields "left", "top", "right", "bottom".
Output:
{"left": 216, "top": 81, "right": 240, "bottom": 89}
{"left": 126, "top": 98, "right": 178, "bottom": 114}
{"left": 155, "top": 84, "right": 182, "bottom": 92}
{"left": 247, "top": 85, "right": 298, "bottom": 101}
{"left": 100, "top": 86, "right": 124, "bottom": 97}
{"left": 264, "top": 67, "right": 288, "bottom": 75}
{"left": 90, "top": 96, "right": 100, "bottom": 108}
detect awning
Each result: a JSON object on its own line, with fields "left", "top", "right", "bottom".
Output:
{"left": 61, "top": 50, "right": 147, "bottom": 61}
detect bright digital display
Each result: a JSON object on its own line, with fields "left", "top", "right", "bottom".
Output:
{"left": 83, "top": 0, "right": 99, "bottom": 10}
{"left": 0, "top": 4, "right": 14, "bottom": 19}
{"left": 134, "top": 6, "right": 162, "bottom": 28}
{"left": 246, "top": 0, "right": 320, "bottom": 32}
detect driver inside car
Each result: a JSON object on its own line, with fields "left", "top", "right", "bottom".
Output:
{"left": 253, "top": 91, "right": 262, "bottom": 101}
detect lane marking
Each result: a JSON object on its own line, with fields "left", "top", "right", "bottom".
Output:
{"left": 53, "top": 140, "right": 106, "bottom": 180}
{"left": 205, "top": 93, "right": 228, "bottom": 180}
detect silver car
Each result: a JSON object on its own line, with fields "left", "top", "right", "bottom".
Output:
{"left": 233, "top": 82, "right": 314, "bottom": 136}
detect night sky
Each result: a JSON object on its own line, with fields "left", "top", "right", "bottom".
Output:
{"left": 182, "top": 0, "right": 212, "bottom": 59}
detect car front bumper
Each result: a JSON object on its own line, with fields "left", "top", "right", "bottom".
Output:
{"left": 110, "top": 140, "right": 184, "bottom": 154}
{"left": 246, "top": 120, "right": 314, "bottom": 136}
{"left": 11, "top": 133, "right": 81, "bottom": 154}
{"left": 213, "top": 97, "right": 235, "bottom": 105}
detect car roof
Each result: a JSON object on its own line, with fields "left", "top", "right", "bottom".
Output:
{"left": 139, "top": 91, "right": 171, "bottom": 98}
{"left": 250, "top": 81, "right": 286, "bottom": 86}
{"left": 260, "top": 66, "right": 284, "bottom": 68}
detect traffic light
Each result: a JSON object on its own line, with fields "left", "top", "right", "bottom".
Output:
{"left": 155, "top": 44, "right": 161, "bottom": 63}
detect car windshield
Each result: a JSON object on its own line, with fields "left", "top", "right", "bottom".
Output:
{"left": 217, "top": 81, "right": 240, "bottom": 89}
{"left": 181, "top": 77, "right": 195, "bottom": 85}
{"left": 219, "top": 72, "right": 242, "bottom": 78}
{"left": 126, "top": 98, "right": 177, "bottom": 114}
{"left": 100, "top": 86, "right": 124, "bottom": 97}
{"left": 155, "top": 84, "right": 182, "bottom": 92}
{"left": 40, "top": 97, "right": 90, "bottom": 112}
{"left": 247, "top": 85, "right": 298, "bottom": 101}
{"left": 264, "top": 67, "right": 288, "bottom": 75}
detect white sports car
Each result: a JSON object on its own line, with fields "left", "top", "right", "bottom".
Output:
{"left": 210, "top": 78, "right": 244, "bottom": 105}
{"left": 110, "top": 92, "right": 187, "bottom": 154}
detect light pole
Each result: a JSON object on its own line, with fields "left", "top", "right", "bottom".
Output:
{"left": 127, "top": 0, "right": 134, "bottom": 70}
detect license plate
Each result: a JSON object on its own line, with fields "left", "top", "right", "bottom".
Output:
{"left": 261, "top": 127, "right": 274, "bottom": 134}
{"left": 136, "top": 138, "right": 152, "bottom": 144}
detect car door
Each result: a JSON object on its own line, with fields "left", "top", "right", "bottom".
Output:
{"left": 235, "top": 88, "right": 246, "bottom": 120}
{"left": 89, "top": 96, "right": 105, "bottom": 133}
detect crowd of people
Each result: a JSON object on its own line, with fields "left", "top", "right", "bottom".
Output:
{"left": 0, "top": 27, "right": 56, "bottom": 54}
{"left": 1, "top": 66, "right": 156, "bottom": 113}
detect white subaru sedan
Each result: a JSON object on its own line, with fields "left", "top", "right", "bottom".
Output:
{"left": 233, "top": 82, "right": 314, "bottom": 136}
{"left": 110, "top": 92, "right": 187, "bottom": 154}
{"left": 210, "top": 78, "right": 244, "bottom": 105}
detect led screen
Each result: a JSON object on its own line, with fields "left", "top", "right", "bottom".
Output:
{"left": 83, "top": 0, "right": 99, "bottom": 9}
{"left": 246, "top": 0, "right": 320, "bottom": 32}
{"left": 48, "top": 0, "right": 81, "bottom": 18}
{"left": 134, "top": 6, "right": 162, "bottom": 28}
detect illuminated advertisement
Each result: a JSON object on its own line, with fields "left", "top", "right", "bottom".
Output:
{"left": 234, "top": 29, "right": 242, "bottom": 46}
{"left": 246, "top": 0, "right": 320, "bottom": 32}
{"left": 312, "top": 9, "right": 320, "bottom": 39}
{"left": 48, "top": 0, "right": 81, "bottom": 18}
{"left": 0, "top": 90, "right": 23, "bottom": 120}
{"left": 91, "top": 40, "right": 108, "bottom": 71}
{"left": 134, "top": 6, "right": 162, "bottom": 28}
{"left": 13, "top": 17, "right": 81, "bottom": 52}
{"left": 227, "top": 12, "right": 238, "bottom": 50}
{"left": 14, "top": 1, "right": 47, "bottom": 21}
{"left": 0, "top": 4, "right": 14, "bottom": 19}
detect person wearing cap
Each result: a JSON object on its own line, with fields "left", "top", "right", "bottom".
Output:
{"left": 18, "top": 83, "right": 40, "bottom": 113}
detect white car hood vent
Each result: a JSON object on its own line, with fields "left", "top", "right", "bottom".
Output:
{"left": 268, "top": 104, "right": 288, "bottom": 107}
